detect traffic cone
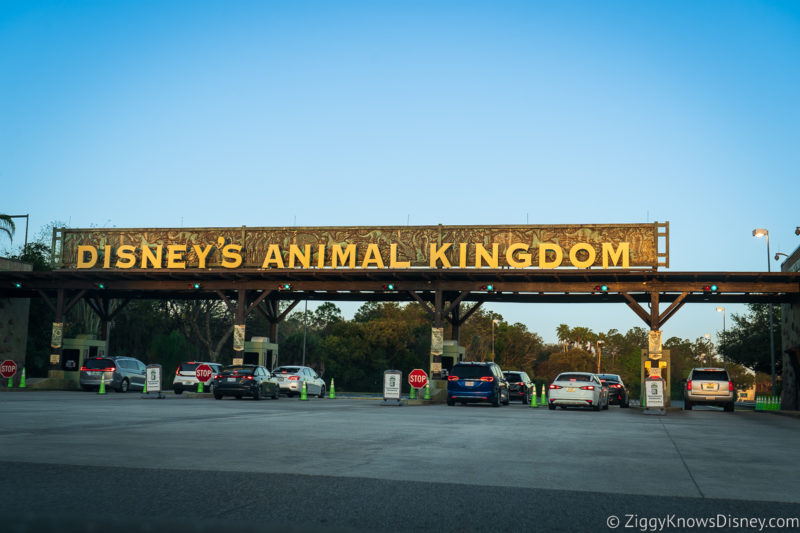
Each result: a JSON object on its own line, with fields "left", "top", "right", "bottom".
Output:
{"left": 143, "top": 380, "right": 147, "bottom": 394}
{"left": 423, "top": 384, "right": 431, "bottom": 400}
{"left": 98, "top": 375, "right": 106, "bottom": 395}
{"left": 530, "top": 388, "right": 538, "bottom": 408}
{"left": 19, "top": 368, "right": 26, "bottom": 389}
{"left": 409, "top": 386, "right": 416, "bottom": 400}
{"left": 197, "top": 381, "right": 204, "bottom": 393}
{"left": 300, "top": 380, "right": 308, "bottom": 400}
{"left": 540, "top": 386, "right": 546, "bottom": 406}
{"left": 329, "top": 378, "right": 335, "bottom": 399}
{"left": 7, "top": 375, "right": 12, "bottom": 388}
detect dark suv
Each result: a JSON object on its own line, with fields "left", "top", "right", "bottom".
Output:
{"left": 503, "top": 370, "right": 534, "bottom": 404}
{"left": 447, "top": 362, "right": 509, "bottom": 407}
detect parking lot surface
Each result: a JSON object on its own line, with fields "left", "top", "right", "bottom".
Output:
{"left": 2, "top": 391, "right": 799, "bottom": 532}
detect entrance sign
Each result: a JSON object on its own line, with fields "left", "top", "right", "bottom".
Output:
{"left": 195, "top": 364, "right": 213, "bottom": 384}
{"left": 145, "top": 364, "right": 162, "bottom": 393}
{"left": 645, "top": 378, "right": 665, "bottom": 408}
{"left": 55, "top": 223, "right": 668, "bottom": 271}
{"left": 408, "top": 369, "right": 428, "bottom": 389}
{"left": 383, "top": 370, "right": 402, "bottom": 402}
{"left": 0, "top": 360, "right": 17, "bottom": 379}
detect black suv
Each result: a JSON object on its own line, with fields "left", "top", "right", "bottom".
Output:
{"left": 503, "top": 370, "right": 535, "bottom": 404}
{"left": 447, "top": 362, "right": 509, "bottom": 406}
{"left": 597, "top": 374, "right": 630, "bottom": 408}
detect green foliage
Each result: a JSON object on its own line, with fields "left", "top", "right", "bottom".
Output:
{"left": 718, "top": 304, "right": 781, "bottom": 374}
{"left": 9, "top": 242, "right": 53, "bottom": 376}
{"left": 149, "top": 330, "right": 198, "bottom": 380}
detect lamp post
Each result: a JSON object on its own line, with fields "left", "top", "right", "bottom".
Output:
{"left": 596, "top": 340, "right": 604, "bottom": 373}
{"left": 491, "top": 319, "right": 500, "bottom": 361}
{"left": 716, "top": 307, "right": 726, "bottom": 367}
{"left": 302, "top": 299, "right": 307, "bottom": 366}
{"left": 752, "top": 228, "right": 776, "bottom": 396}
{"left": 704, "top": 333, "right": 713, "bottom": 366}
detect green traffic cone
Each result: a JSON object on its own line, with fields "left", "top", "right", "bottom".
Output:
{"left": 197, "top": 381, "right": 204, "bottom": 393}
{"left": 19, "top": 368, "right": 26, "bottom": 389}
{"left": 143, "top": 380, "right": 147, "bottom": 394}
{"left": 98, "top": 375, "right": 106, "bottom": 395}
{"left": 300, "top": 380, "right": 308, "bottom": 400}
{"left": 423, "top": 384, "right": 431, "bottom": 400}
{"left": 409, "top": 386, "right": 416, "bottom": 400}
{"left": 530, "top": 388, "right": 538, "bottom": 408}
{"left": 329, "top": 378, "right": 335, "bottom": 399}
{"left": 7, "top": 376, "right": 12, "bottom": 388}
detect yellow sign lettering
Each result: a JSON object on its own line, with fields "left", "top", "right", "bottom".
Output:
{"left": 361, "top": 244, "right": 385, "bottom": 269}
{"left": 506, "top": 243, "right": 531, "bottom": 268}
{"left": 569, "top": 243, "right": 596, "bottom": 269}
{"left": 539, "top": 243, "right": 563, "bottom": 268}
{"left": 262, "top": 244, "right": 285, "bottom": 268}
{"left": 77, "top": 245, "right": 97, "bottom": 269}
{"left": 602, "top": 242, "right": 630, "bottom": 268}
{"left": 116, "top": 245, "right": 136, "bottom": 269}
{"left": 331, "top": 244, "right": 356, "bottom": 268}
{"left": 167, "top": 244, "right": 187, "bottom": 269}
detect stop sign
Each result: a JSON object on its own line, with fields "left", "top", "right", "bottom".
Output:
{"left": 195, "top": 364, "right": 213, "bottom": 383}
{"left": 408, "top": 368, "right": 428, "bottom": 389}
{"left": 0, "top": 360, "right": 17, "bottom": 379}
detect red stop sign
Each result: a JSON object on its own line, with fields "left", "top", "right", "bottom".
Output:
{"left": 408, "top": 368, "right": 428, "bottom": 389}
{"left": 0, "top": 360, "right": 17, "bottom": 379}
{"left": 195, "top": 364, "right": 213, "bottom": 383}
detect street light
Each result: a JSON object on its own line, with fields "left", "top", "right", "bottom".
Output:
{"left": 596, "top": 340, "right": 604, "bottom": 373}
{"left": 704, "top": 333, "right": 713, "bottom": 366}
{"left": 752, "top": 228, "right": 776, "bottom": 396}
{"left": 715, "top": 307, "right": 726, "bottom": 367}
{"left": 491, "top": 319, "right": 500, "bottom": 361}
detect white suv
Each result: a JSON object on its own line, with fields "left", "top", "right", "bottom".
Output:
{"left": 173, "top": 361, "right": 223, "bottom": 394}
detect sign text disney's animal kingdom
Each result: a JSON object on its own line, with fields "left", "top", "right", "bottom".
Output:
{"left": 55, "top": 223, "right": 669, "bottom": 270}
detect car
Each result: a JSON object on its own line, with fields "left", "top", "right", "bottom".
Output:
{"left": 597, "top": 373, "right": 630, "bottom": 408}
{"left": 503, "top": 370, "right": 535, "bottom": 404}
{"left": 683, "top": 367, "right": 735, "bottom": 412}
{"left": 273, "top": 365, "right": 326, "bottom": 397}
{"left": 446, "top": 361, "right": 510, "bottom": 407}
{"left": 79, "top": 356, "right": 147, "bottom": 393}
{"left": 213, "top": 365, "right": 280, "bottom": 400}
{"left": 547, "top": 372, "right": 609, "bottom": 411}
{"left": 173, "top": 361, "right": 224, "bottom": 394}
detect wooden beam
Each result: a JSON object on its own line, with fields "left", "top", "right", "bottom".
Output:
{"left": 443, "top": 291, "right": 470, "bottom": 318}
{"left": 658, "top": 292, "right": 689, "bottom": 329}
{"left": 460, "top": 302, "right": 483, "bottom": 323}
{"left": 409, "top": 291, "right": 435, "bottom": 319}
{"left": 214, "top": 290, "right": 237, "bottom": 316}
{"left": 64, "top": 290, "right": 86, "bottom": 314}
{"left": 277, "top": 299, "right": 301, "bottom": 321}
{"left": 621, "top": 292, "right": 652, "bottom": 327}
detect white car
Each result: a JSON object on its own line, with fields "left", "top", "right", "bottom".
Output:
{"left": 173, "top": 361, "right": 223, "bottom": 394}
{"left": 547, "top": 372, "right": 609, "bottom": 411}
{"left": 273, "top": 365, "right": 326, "bottom": 397}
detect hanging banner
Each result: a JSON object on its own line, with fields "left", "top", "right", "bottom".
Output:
{"left": 648, "top": 330, "right": 662, "bottom": 360}
{"left": 50, "top": 322, "right": 63, "bottom": 349}
{"left": 233, "top": 325, "right": 246, "bottom": 352}
{"left": 431, "top": 328, "right": 444, "bottom": 355}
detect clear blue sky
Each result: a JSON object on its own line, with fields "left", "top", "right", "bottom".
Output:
{"left": 2, "top": 1, "right": 799, "bottom": 344}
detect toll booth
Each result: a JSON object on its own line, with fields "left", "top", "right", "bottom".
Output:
{"left": 440, "top": 341, "right": 466, "bottom": 377}
{"left": 50, "top": 335, "right": 107, "bottom": 385}
{"left": 241, "top": 336, "right": 279, "bottom": 370}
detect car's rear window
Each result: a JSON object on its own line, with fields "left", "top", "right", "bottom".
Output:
{"left": 692, "top": 370, "right": 729, "bottom": 381}
{"left": 597, "top": 375, "right": 619, "bottom": 381}
{"left": 83, "top": 358, "right": 115, "bottom": 370}
{"left": 504, "top": 373, "right": 522, "bottom": 381}
{"left": 275, "top": 367, "right": 300, "bottom": 374}
{"left": 556, "top": 373, "right": 593, "bottom": 382}
{"left": 222, "top": 367, "right": 254, "bottom": 376}
{"left": 451, "top": 365, "right": 492, "bottom": 379}
{"left": 179, "top": 362, "right": 201, "bottom": 372}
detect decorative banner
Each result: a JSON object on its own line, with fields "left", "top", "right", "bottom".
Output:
{"left": 431, "top": 327, "right": 444, "bottom": 355}
{"left": 55, "top": 223, "right": 668, "bottom": 270}
{"left": 233, "top": 325, "right": 246, "bottom": 352}
{"left": 51, "top": 322, "right": 63, "bottom": 349}
{"left": 648, "top": 330, "right": 662, "bottom": 360}
{"left": 49, "top": 353, "right": 60, "bottom": 365}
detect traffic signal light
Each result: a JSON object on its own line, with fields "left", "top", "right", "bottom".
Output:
{"left": 278, "top": 283, "right": 292, "bottom": 290}
{"left": 382, "top": 283, "right": 396, "bottom": 290}
{"left": 95, "top": 282, "right": 106, "bottom": 289}
{"left": 13, "top": 282, "right": 22, "bottom": 288}
{"left": 702, "top": 284, "right": 719, "bottom": 293}
{"left": 480, "top": 284, "right": 495, "bottom": 291}
{"left": 191, "top": 283, "right": 201, "bottom": 289}
{"left": 593, "top": 285, "right": 608, "bottom": 292}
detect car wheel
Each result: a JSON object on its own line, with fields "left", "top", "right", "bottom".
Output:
{"left": 592, "top": 403, "right": 600, "bottom": 411}
{"left": 118, "top": 378, "right": 129, "bottom": 393}
{"left": 173, "top": 387, "right": 183, "bottom": 395}
{"left": 318, "top": 385, "right": 326, "bottom": 399}
{"left": 235, "top": 395, "right": 242, "bottom": 400}
{"left": 447, "top": 398, "right": 455, "bottom": 406}
{"left": 253, "top": 386, "right": 261, "bottom": 401}
{"left": 548, "top": 402, "right": 556, "bottom": 410}
{"left": 214, "top": 393, "right": 223, "bottom": 400}
{"left": 603, "top": 400, "right": 609, "bottom": 410}
{"left": 522, "top": 392, "right": 529, "bottom": 404}
{"left": 502, "top": 390, "right": 509, "bottom": 406}
{"left": 684, "top": 400, "right": 692, "bottom": 410}
{"left": 492, "top": 389, "right": 501, "bottom": 407}
{"left": 273, "top": 387, "right": 279, "bottom": 399}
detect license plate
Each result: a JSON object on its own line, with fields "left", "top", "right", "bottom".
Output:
{"left": 88, "top": 371, "right": 98, "bottom": 377}
{"left": 465, "top": 381, "right": 475, "bottom": 387}
{"left": 227, "top": 377, "right": 236, "bottom": 382}
{"left": 703, "top": 383, "right": 716, "bottom": 390}
{"left": 567, "top": 387, "right": 576, "bottom": 392}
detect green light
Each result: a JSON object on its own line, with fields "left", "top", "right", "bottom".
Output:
{"left": 601, "top": 285, "right": 608, "bottom": 291}
{"left": 192, "top": 283, "right": 201, "bottom": 289}
{"left": 482, "top": 284, "right": 494, "bottom": 291}
{"left": 279, "top": 283, "right": 291, "bottom": 290}
{"left": 14, "top": 282, "right": 22, "bottom": 288}
{"left": 384, "top": 283, "right": 395, "bottom": 290}
{"left": 97, "top": 283, "right": 105, "bottom": 289}
{"left": 710, "top": 284, "right": 718, "bottom": 291}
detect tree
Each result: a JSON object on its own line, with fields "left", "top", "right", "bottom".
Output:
{"left": 0, "top": 214, "right": 15, "bottom": 244}
{"left": 718, "top": 304, "right": 782, "bottom": 375}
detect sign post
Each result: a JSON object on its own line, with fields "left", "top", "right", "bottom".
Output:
{"left": 1, "top": 360, "right": 17, "bottom": 387}
{"left": 382, "top": 370, "right": 402, "bottom": 406}
{"left": 143, "top": 364, "right": 164, "bottom": 399}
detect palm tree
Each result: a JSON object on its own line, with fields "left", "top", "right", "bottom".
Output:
{"left": 0, "top": 214, "right": 15, "bottom": 244}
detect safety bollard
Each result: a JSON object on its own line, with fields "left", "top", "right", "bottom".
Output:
{"left": 329, "top": 378, "right": 335, "bottom": 399}
{"left": 301, "top": 380, "right": 308, "bottom": 400}
{"left": 19, "top": 368, "right": 26, "bottom": 389}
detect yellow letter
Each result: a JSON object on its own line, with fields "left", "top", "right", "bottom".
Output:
{"left": 429, "top": 243, "right": 452, "bottom": 268}
{"left": 103, "top": 246, "right": 111, "bottom": 268}
{"left": 389, "top": 244, "right": 410, "bottom": 268}
{"left": 331, "top": 244, "right": 356, "bottom": 268}
{"left": 116, "top": 245, "right": 136, "bottom": 269}
{"left": 475, "top": 243, "right": 499, "bottom": 268}
{"left": 506, "top": 243, "right": 531, "bottom": 268}
{"left": 77, "top": 245, "right": 98, "bottom": 268}
{"left": 538, "top": 243, "right": 563, "bottom": 268}
{"left": 569, "top": 243, "right": 596, "bottom": 269}
{"left": 361, "top": 244, "right": 385, "bottom": 268}
{"left": 193, "top": 245, "right": 213, "bottom": 269}
{"left": 602, "top": 242, "right": 630, "bottom": 268}
{"left": 459, "top": 243, "right": 468, "bottom": 268}
{"left": 262, "top": 244, "right": 285, "bottom": 268}
{"left": 288, "top": 245, "right": 311, "bottom": 269}
{"left": 317, "top": 245, "right": 326, "bottom": 268}
{"left": 141, "top": 245, "right": 163, "bottom": 268}
{"left": 221, "top": 244, "right": 242, "bottom": 268}
{"left": 167, "top": 244, "right": 187, "bottom": 269}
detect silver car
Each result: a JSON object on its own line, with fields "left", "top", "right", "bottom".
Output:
{"left": 273, "top": 365, "right": 326, "bottom": 397}
{"left": 683, "top": 367, "right": 735, "bottom": 412}
{"left": 547, "top": 372, "right": 609, "bottom": 411}
{"left": 80, "top": 356, "right": 146, "bottom": 392}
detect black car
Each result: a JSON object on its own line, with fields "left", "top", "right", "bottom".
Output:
{"left": 597, "top": 373, "right": 630, "bottom": 408}
{"left": 213, "top": 365, "right": 280, "bottom": 400}
{"left": 503, "top": 370, "right": 535, "bottom": 404}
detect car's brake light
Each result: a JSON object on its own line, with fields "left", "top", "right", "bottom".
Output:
{"left": 447, "top": 376, "right": 459, "bottom": 381}
{"left": 214, "top": 375, "right": 221, "bottom": 380}
{"left": 611, "top": 384, "right": 622, "bottom": 388}
{"left": 176, "top": 367, "right": 181, "bottom": 375}
{"left": 687, "top": 380, "right": 692, "bottom": 390}
{"left": 288, "top": 376, "right": 300, "bottom": 381}
{"left": 480, "top": 376, "right": 494, "bottom": 382}
{"left": 549, "top": 384, "right": 562, "bottom": 389}
{"left": 728, "top": 381, "right": 734, "bottom": 391}
{"left": 517, "top": 382, "right": 524, "bottom": 386}
{"left": 80, "top": 366, "right": 115, "bottom": 372}
{"left": 244, "top": 375, "right": 253, "bottom": 380}
{"left": 580, "top": 385, "right": 595, "bottom": 390}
